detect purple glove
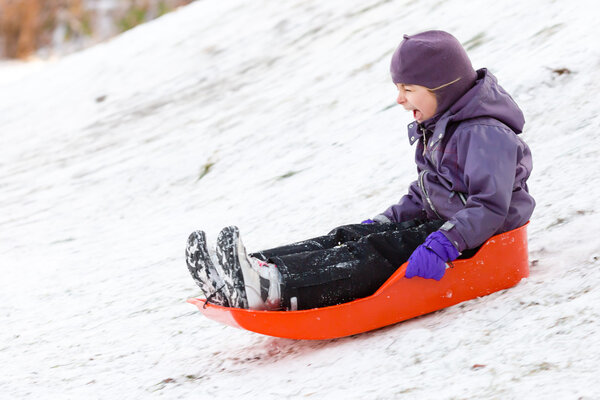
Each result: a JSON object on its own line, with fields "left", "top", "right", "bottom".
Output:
{"left": 361, "top": 219, "right": 376, "bottom": 224}
{"left": 406, "top": 231, "right": 460, "bottom": 281}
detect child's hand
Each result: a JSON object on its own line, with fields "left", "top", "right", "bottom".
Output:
{"left": 406, "top": 231, "right": 459, "bottom": 280}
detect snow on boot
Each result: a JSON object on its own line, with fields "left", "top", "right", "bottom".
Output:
{"left": 185, "top": 230, "right": 229, "bottom": 307}
{"left": 215, "top": 226, "right": 282, "bottom": 310}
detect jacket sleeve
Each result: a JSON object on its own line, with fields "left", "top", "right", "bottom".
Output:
{"left": 440, "top": 124, "right": 519, "bottom": 251}
{"left": 375, "top": 179, "right": 427, "bottom": 223}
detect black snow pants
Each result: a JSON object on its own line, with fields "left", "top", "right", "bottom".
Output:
{"left": 250, "top": 218, "right": 445, "bottom": 310}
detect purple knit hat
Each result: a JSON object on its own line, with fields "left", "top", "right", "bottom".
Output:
{"left": 390, "top": 30, "right": 477, "bottom": 116}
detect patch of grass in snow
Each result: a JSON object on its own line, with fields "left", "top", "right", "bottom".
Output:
{"left": 277, "top": 170, "right": 301, "bottom": 180}
{"left": 345, "top": 0, "right": 395, "bottom": 19}
{"left": 149, "top": 377, "right": 177, "bottom": 392}
{"left": 525, "top": 361, "right": 557, "bottom": 375}
{"left": 462, "top": 32, "right": 487, "bottom": 51}
{"left": 533, "top": 23, "right": 565, "bottom": 40}
{"left": 550, "top": 67, "right": 572, "bottom": 76}
{"left": 197, "top": 161, "right": 215, "bottom": 181}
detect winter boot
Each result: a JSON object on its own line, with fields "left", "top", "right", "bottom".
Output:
{"left": 185, "top": 230, "right": 230, "bottom": 307}
{"left": 215, "top": 226, "right": 282, "bottom": 310}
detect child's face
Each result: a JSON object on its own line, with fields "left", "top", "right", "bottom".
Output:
{"left": 395, "top": 83, "right": 438, "bottom": 123}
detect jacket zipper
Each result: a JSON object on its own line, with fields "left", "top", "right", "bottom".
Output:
{"left": 418, "top": 170, "right": 442, "bottom": 219}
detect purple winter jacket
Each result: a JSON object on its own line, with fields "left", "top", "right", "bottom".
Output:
{"left": 375, "top": 69, "right": 535, "bottom": 252}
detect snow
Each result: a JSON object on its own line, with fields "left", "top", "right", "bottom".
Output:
{"left": 1, "top": 0, "right": 600, "bottom": 398}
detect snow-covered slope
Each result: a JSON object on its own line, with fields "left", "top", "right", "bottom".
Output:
{"left": 1, "top": 0, "right": 599, "bottom": 398}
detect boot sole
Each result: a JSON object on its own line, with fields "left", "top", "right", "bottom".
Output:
{"left": 185, "top": 231, "right": 230, "bottom": 307}
{"left": 215, "top": 226, "right": 249, "bottom": 309}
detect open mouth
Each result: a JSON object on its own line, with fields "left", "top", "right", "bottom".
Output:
{"left": 413, "top": 109, "right": 423, "bottom": 121}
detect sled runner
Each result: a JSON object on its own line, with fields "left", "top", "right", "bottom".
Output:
{"left": 187, "top": 223, "right": 529, "bottom": 340}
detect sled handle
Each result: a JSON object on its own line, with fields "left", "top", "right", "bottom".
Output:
{"left": 397, "top": 261, "right": 452, "bottom": 279}
{"left": 398, "top": 263, "right": 408, "bottom": 278}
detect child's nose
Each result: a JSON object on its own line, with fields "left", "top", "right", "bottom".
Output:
{"left": 396, "top": 92, "right": 406, "bottom": 104}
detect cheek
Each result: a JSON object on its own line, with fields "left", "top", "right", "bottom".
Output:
{"left": 427, "top": 95, "right": 438, "bottom": 113}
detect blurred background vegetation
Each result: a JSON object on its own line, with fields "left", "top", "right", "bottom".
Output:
{"left": 0, "top": 0, "right": 195, "bottom": 59}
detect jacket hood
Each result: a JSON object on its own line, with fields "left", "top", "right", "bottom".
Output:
{"left": 447, "top": 68, "right": 525, "bottom": 134}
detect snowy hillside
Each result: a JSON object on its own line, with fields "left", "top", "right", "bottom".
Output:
{"left": 1, "top": 0, "right": 599, "bottom": 398}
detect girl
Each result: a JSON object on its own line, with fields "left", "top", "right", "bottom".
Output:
{"left": 185, "top": 30, "right": 535, "bottom": 311}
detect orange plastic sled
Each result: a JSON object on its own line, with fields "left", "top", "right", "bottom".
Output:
{"left": 188, "top": 223, "right": 529, "bottom": 340}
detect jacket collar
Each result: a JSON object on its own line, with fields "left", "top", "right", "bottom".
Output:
{"left": 407, "top": 121, "right": 421, "bottom": 145}
{"left": 406, "top": 110, "right": 452, "bottom": 147}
